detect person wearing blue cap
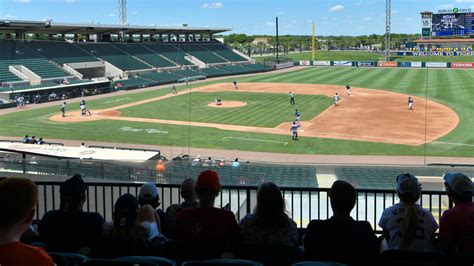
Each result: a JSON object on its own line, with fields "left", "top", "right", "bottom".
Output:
{"left": 378, "top": 173, "right": 438, "bottom": 251}
{"left": 439, "top": 173, "right": 474, "bottom": 255}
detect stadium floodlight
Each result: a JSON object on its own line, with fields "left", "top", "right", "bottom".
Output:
{"left": 385, "top": 0, "right": 391, "bottom": 59}
{"left": 119, "top": 0, "right": 127, "bottom": 25}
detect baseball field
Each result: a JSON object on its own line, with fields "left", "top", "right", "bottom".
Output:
{"left": 0, "top": 67, "right": 473, "bottom": 157}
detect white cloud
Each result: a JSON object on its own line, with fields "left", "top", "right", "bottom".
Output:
{"left": 131, "top": 11, "right": 138, "bottom": 15}
{"left": 200, "top": 2, "right": 223, "bottom": 9}
{"left": 49, "top": 0, "right": 80, "bottom": 2}
{"left": 440, "top": 4, "right": 454, "bottom": 9}
{"left": 405, "top": 18, "right": 414, "bottom": 22}
{"left": 0, "top": 14, "right": 18, "bottom": 19}
{"left": 108, "top": 13, "right": 116, "bottom": 17}
{"left": 454, "top": 0, "right": 474, "bottom": 3}
{"left": 392, "top": 10, "right": 399, "bottom": 14}
{"left": 329, "top": 4, "right": 344, "bottom": 12}
{"left": 362, "top": 17, "right": 373, "bottom": 21}
{"left": 277, "top": 11, "right": 285, "bottom": 15}
{"left": 265, "top": 22, "right": 275, "bottom": 27}
{"left": 13, "top": 0, "right": 30, "bottom": 3}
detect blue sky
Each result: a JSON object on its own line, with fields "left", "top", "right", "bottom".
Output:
{"left": 1, "top": 0, "right": 474, "bottom": 35}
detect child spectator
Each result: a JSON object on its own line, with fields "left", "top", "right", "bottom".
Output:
{"left": 438, "top": 173, "right": 474, "bottom": 255}
{"left": 0, "top": 178, "right": 54, "bottom": 266}
{"left": 304, "top": 180, "right": 378, "bottom": 262}
{"left": 173, "top": 170, "right": 239, "bottom": 245}
{"left": 378, "top": 174, "right": 438, "bottom": 251}
{"left": 240, "top": 182, "right": 298, "bottom": 245}
{"left": 39, "top": 175, "right": 104, "bottom": 253}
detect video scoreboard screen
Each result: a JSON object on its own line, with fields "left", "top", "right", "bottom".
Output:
{"left": 431, "top": 13, "right": 474, "bottom": 36}
{"left": 432, "top": 13, "right": 474, "bottom": 36}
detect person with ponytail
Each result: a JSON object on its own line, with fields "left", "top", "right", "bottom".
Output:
{"left": 39, "top": 174, "right": 104, "bottom": 253}
{"left": 378, "top": 174, "right": 438, "bottom": 251}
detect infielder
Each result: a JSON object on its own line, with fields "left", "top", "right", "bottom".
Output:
{"left": 80, "top": 100, "right": 91, "bottom": 116}
{"left": 60, "top": 102, "right": 66, "bottom": 117}
{"left": 172, "top": 85, "right": 177, "bottom": 95}
{"left": 346, "top": 84, "right": 352, "bottom": 96}
{"left": 408, "top": 96, "right": 414, "bottom": 111}
{"left": 334, "top": 93, "right": 340, "bottom": 106}
{"left": 295, "top": 109, "right": 301, "bottom": 120}
{"left": 289, "top": 92, "right": 295, "bottom": 105}
{"left": 233, "top": 80, "right": 238, "bottom": 90}
{"left": 290, "top": 121, "right": 299, "bottom": 140}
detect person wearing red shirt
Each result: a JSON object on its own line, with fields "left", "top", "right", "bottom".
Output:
{"left": 0, "top": 178, "right": 54, "bottom": 266}
{"left": 173, "top": 170, "right": 239, "bottom": 245}
{"left": 439, "top": 173, "right": 474, "bottom": 255}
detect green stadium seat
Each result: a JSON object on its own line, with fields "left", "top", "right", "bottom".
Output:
{"left": 78, "top": 43, "right": 151, "bottom": 71}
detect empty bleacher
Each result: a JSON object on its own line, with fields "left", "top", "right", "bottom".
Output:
{"left": 176, "top": 43, "right": 227, "bottom": 64}
{"left": 115, "top": 44, "right": 176, "bottom": 68}
{"left": 26, "top": 41, "right": 99, "bottom": 64}
{"left": 173, "top": 69, "right": 205, "bottom": 78}
{"left": 140, "top": 72, "right": 181, "bottom": 84}
{"left": 198, "top": 67, "right": 230, "bottom": 78}
{"left": 202, "top": 42, "right": 248, "bottom": 62}
{"left": 78, "top": 43, "right": 151, "bottom": 71}
{"left": 144, "top": 43, "right": 192, "bottom": 66}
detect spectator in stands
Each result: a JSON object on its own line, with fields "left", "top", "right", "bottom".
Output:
{"left": 165, "top": 179, "right": 198, "bottom": 234}
{"left": 22, "top": 135, "right": 30, "bottom": 143}
{"left": 379, "top": 174, "right": 438, "bottom": 251}
{"left": 173, "top": 170, "right": 240, "bottom": 245}
{"left": 438, "top": 173, "right": 474, "bottom": 255}
{"left": 240, "top": 182, "right": 297, "bottom": 245}
{"left": 99, "top": 193, "right": 163, "bottom": 257}
{"left": 29, "top": 136, "right": 37, "bottom": 144}
{"left": 0, "top": 178, "right": 54, "bottom": 266}
{"left": 304, "top": 180, "right": 378, "bottom": 262}
{"left": 37, "top": 137, "right": 45, "bottom": 145}
{"left": 138, "top": 183, "right": 164, "bottom": 231}
{"left": 38, "top": 174, "right": 104, "bottom": 253}
{"left": 232, "top": 158, "right": 240, "bottom": 169}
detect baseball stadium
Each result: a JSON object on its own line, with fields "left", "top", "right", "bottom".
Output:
{"left": 0, "top": 0, "right": 473, "bottom": 265}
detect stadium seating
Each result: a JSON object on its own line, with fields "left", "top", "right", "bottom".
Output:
{"left": 201, "top": 43, "right": 248, "bottom": 62}
{"left": 0, "top": 61, "right": 22, "bottom": 83}
{"left": 144, "top": 43, "right": 193, "bottom": 66}
{"left": 198, "top": 67, "right": 230, "bottom": 78}
{"left": 113, "top": 76, "right": 156, "bottom": 89}
{"left": 141, "top": 72, "right": 181, "bottom": 84}
{"left": 173, "top": 69, "right": 205, "bottom": 78}
{"left": 115, "top": 44, "right": 177, "bottom": 68}
{"left": 78, "top": 43, "right": 151, "bottom": 71}
{"left": 217, "top": 65, "right": 256, "bottom": 75}
{"left": 175, "top": 43, "right": 227, "bottom": 64}
{"left": 26, "top": 41, "right": 99, "bottom": 64}
{"left": 182, "top": 259, "right": 263, "bottom": 266}
{"left": 48, "top": 252, "right": 89, "bottom": 266}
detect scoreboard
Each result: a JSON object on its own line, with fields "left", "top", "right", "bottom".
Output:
{"left": 432, "top": 13, "right": 474, "bottom": 36}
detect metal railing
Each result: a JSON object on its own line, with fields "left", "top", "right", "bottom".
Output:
{"left": 34, "top": 181, "right": 451, "bottom": 232}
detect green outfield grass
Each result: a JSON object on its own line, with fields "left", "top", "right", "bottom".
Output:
{"left": 254, "top": 50, "right": 474, "bottom": 63}
{"left": 119, "top": 92, "right": 332, "bottom": 127}
{"left": 0, "top": 67, "right": 472, "bottom": 157}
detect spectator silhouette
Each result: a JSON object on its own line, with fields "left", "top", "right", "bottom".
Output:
{"left": 240, "top": 182, "right": 297, "bottom": 245}
{"left": 438, "top": 173, "right": 474, "bottom": 255}
{"left": 39, "top": 174, "right": 104, "bottom": 253}
{"left": 378, "top": 174, "right": 438, "bottom": 251}
{"left": 138, "top": 183, "right": 164, "bottom": 232}
{"left": 0, "top": 178, "right": 54, "bottom": 266}
{"left": 173, "top": 170, "right": 239, "bottom": 245}
{"left": 165, "top": 179, "right": 198, "bottom": 235}
{"left": 304, "top": 180, "right": 378, "bottom": 262}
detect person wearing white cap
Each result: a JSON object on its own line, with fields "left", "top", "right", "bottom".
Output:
{"left": 138, "top": 183, "right": 165, "bottom": 233}
{"left": 439, "top": 173, "right": 474, "bottom": 255}
{"left": 378, "top": 174, "right": 438, "bottom": 251}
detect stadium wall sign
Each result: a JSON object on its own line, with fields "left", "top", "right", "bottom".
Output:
{"left": 333, "top": 61, "right": 353, "bottom": 67}
{"left": 400, "top": 62, "right": 412, "bottom": 68}
{"left": 356, "top": 61, "right": 375, "bottom": 67}
{"left": 397, "top": 51, "right": 474, "bottom": 56}
{"left": 378, "top": 61, "right": 398, "bottom": 67}
{"left": 451, "top": 62, "right": 474, "bottom": 68}
{"left": 411, "top": 62, "right": 423, "bottom": 68}
{"left": 299, "top": 61, "right": 311, "bottom": 66}
{"left": 426, "top": 62, "right": 448, "bottom": 68}
{"left": 313, "top": 61, "right": 331, "bottom": 66}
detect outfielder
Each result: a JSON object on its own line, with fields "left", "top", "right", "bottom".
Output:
{"left": 334, "top": 93, "right": 340, "bottom": 106}
{"left": 295, "top": 109, "right": 301, "bottom": 120}
{"left": 289, "top": 92, "right": 295, "bottom": 105}
{"left": 172, "top": 85, "right": 177, "bottom": 95}
{"left": 408, "top": 96, "right": 414, "bottom": 111}
{"left": 346, "top": 84, "right": 352, "bottom": 96}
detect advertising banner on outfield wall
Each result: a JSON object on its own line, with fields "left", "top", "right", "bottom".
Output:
{"left": 333, "top": 61, "right": 353, "bottom": 67}
{"left": 299, "top": 61, "right": 311, "bottom": 66}
{"left": 313, "top": 61, "right": 331, "bottom": 66}
{"left": 426, "top": 62, "right": 448, "bottom": 68}
{"left": 378, "top": 61, "right": 398, "bottom": 67}
{"left": 451, "top": 62, "right": 474, "bottom": 68}
{"left": 356, "top": 61, "right": 375, "bottom": 67}
{"left": 400, "top": 62, "right": 412, "bottom": 67}
{"left": 411, "top": 62, "right": 423, "bottom": 68}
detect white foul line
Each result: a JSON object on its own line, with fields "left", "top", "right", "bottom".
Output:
{"left": 223, "top": 137, "right": 288, "bottom": 145}
{"left": 429, "top": 141, "right": 474, "bottom": 147}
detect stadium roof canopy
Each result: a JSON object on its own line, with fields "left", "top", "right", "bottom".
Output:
{"left": 0, "top": 20, "right": 231, "bottom": 35}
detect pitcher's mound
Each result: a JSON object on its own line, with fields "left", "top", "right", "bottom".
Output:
{"left": 207, "top": 101, "right": 247, "bottom": 108}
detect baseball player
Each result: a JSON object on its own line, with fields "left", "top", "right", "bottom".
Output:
{"left": 172, "top": 85, "right": 177, "bottom": 95}
{"left": 289, "top": 92, "right": 295, "bottom": 105}
{"left": 334, "top": 93, "right": 340, "bottom": 106}
{"left": 233, "top": 80, "right": 238, "bottom": 90}
{"left": 80, "top": 100, "right": 91, "bottom": 116}
{"left": 408, "top": 96, "right": 414, "bottom": 111}
{"left": 290, "top": 121, "right": 299, "bottom": 140}
{"left": 215, "top": 98, "right": 222, "bottom": 106}
{"left": 295, "top": 109, "right": 301, "bottom": 120}
{"left": 346, "top": 84, "right": 352, "bottom": 96}
{"left": 60, "top": 102, "right": 66, "bottom": 117}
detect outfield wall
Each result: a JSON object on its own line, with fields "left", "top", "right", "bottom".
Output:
{"left": 297, "top": 60, "right": 474, "bottom": 69}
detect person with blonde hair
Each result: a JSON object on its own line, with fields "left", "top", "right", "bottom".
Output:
{"left": 378, "top": 174, "right": 438, "bottom": 251}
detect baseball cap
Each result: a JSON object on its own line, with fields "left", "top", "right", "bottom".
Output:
{"left": 396, "top": 173, "right": 420, "bottom": 196}
{"left": 195, "top": 170, "right": 221, "bottom": 192}
{"left": 114, "top": 193, "right": 139, "bottom": 228}
{"left": 60, "top": 174, "right": 86, "bottom": 196}
{"left": 138, "top": 182, "right": 158, "bottom": 200}
{"left": 443, "top": 173, "right": 473, "bottom": 197}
